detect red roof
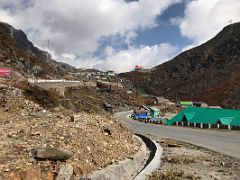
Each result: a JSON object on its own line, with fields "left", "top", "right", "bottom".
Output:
{"left": 135, "top": 65, "right": 143, "bottom": 69}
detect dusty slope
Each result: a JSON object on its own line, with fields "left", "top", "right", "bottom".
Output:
{"left": 0, "top": 81, "right": 141, "bottom": 179}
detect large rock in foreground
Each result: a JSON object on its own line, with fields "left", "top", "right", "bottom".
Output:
{"left": 29, "top": 147, "right": 72, "bottom": 161}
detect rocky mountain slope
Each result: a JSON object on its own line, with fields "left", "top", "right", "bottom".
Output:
{"left": 0, "top": 22, "right": 152, "bottom": 112}
{"left": 120, "top": 22, "right": 240, "bottom": 109}
{"left": 0, "top": 22, "right": 75, "bottom": 80}
{"left": 0, "top": 22, "right": 144, "bottom": 179}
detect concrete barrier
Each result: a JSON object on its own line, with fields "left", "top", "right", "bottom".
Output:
{"left": 89, "top": 134, "right": 162, "bottom": 180}
{"left": 134, "top": 134, "right": 162, "bottom": 180}
{"left": 88, "top": 136, "right": 149, "bottom": 180}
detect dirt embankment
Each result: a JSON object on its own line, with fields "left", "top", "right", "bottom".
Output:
{"left": 0, "top": 81, "right": 141, "bottom": 179}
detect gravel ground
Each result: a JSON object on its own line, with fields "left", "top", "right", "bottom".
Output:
{"left": 0, "top": 110, "right": 141, "bottom": 179}
{"left": 149, "top": 137, "right": 240, "bottom": 180}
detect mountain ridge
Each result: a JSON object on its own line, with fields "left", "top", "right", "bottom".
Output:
{"left": 0, "top": 21, "right": 75, "bottom": 79}
{"left": 120, "top": 22, "right": 240, "bottom": 108}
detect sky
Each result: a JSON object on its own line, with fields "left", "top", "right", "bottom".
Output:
{"left": 0, "top": 0, "right": 240, "bottom": 72}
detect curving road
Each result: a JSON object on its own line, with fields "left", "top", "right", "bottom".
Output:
{"left": 115, "top": 111, "right": 240, "bottom": 159}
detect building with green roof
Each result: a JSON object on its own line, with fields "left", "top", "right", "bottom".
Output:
{"left": 149, "top": 107, "right": 161, "bottom": 118}
{"left": 168, "top": 107, "right": 240, "bottom": 130}
{"left": 179, "top": 101, "right": 193, "bottom": 107}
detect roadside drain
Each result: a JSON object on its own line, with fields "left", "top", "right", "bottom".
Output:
{"left": 88, "top": 133, "right": 162, "bottom": 180}
{"left": 134, "top": 133, "right": 162, "bottom": 180}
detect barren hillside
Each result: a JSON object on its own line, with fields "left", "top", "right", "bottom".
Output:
{"left": 121, "top": 22, "right": 240, "bottom": 109}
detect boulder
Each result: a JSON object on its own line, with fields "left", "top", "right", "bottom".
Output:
{"left": 29, "top": 147, "right": 72, "bottom": 161}
{"left": 56, "top": 163, "right": 73, "bottom": 180}
{"left": 103, "top": 102, "right": 113, "bottom": 112}
{"left": 0, "top": 84, "right": 8, "bottom": 89}
{"left": 103, "top": 102, "right": 112, "bottom": 109}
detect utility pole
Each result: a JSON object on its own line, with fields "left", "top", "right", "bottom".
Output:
{"left": 228, "top": 19, "right": 233, "bottom": 34}
{"left": 8, "top": 26, "right": 19, "bottom": 67}
{"left": 27, "top": 49, "right": 30, "bottom": 77}
{"left": 11, "top": 46, "right": 19, "bottom": 66}
{"left": 43, "top": 39, "right": 54, "bottom": 61}
{"left": 10, "top": 27, "right": 14, "bottom": 39}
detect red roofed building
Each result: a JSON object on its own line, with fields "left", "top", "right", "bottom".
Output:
{"left": 135, "top": 65, "right": 144, "bottom": 72}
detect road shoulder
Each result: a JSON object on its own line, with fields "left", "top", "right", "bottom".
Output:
{"left": 149, "top": 137, "right": 240, "bottom": 180}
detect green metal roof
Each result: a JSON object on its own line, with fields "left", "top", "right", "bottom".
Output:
{"left": 184, "top": 112, "right": 196, "bottom": 121}
{"left": 141, "top": 105, "right": 150, "bottom": 111}
{"left": 166, "top": 119, "right": 176, "bottom": 126}
{"left": 169, "top": 107, "right": 240, "bottom": 126}
{"left": 180, "top": 101, "right": 193, "bottom": 106}
{"left": 149, "top": 107, "right": 160, "bottom": 112}
{"left": 219, "top": 117, "right": 234, "bottom": 125}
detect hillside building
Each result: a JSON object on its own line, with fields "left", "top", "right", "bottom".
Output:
{"left": 134, "top": 65, "right": 144, "bottom": 72}
{"left": 149, "top": 107, "right": 161, "bottom": 118}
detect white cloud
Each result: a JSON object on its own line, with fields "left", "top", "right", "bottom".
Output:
{"left": 61, "top": 53, "right": 76, "bottom": 61}
{"left": 92, "top": 43, "right": 177, "bottom": 73}
{"left": 52, "top": 43, "right": 177, "bottom": 73}
{"left": 181, "top": 44, "right": 197, "bottom": 52}
{"left": 0, "top": 0, "right": 181, "bottom": 72}
{"left": 169, "top": 17, "right": 182, "bottom": 26}
{"left": 0, "top": 10, "right": 14, "bottom": 24}
{"left": 179, "top": 0, "right": 240, "bottom": 45}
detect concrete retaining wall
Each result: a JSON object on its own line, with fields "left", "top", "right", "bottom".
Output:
{"left": 27, "top": 79, "right": 124, "bottom": 90}
{"left": 29, "top": 81, "right": 96, "bottom": 90}
{"left": 88, "top": 136, "right": 149, "bottom": 180}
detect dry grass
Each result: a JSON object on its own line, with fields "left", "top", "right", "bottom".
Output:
{"left": 150, "top": 168, "right": 185, "bottom": 180}
{"left": 162, "top": 155, "right": 196, "bottom": 164}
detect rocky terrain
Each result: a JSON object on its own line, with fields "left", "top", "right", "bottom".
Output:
{"left": 0, "top": 79, "right": 141, "bottom": 179}
{"left": 0, "top": 22, "right": 76, "bottom": 80}
{"left": 121, "top": 22, "right": 240, "bottom": 109}
{"left": 0, "top": 21, "right": 147, "bottom": 177}
{"left": 150, "top": 138, "right": 240, "bottom": 180}
{"left": 0, "top": 22, "right": 152, "bottom": 113}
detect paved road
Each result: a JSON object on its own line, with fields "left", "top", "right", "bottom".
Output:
{"left": 115, "top": 111, "right": 240, "bottom": 159}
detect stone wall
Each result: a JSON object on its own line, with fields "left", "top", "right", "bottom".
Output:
{"left": 30, "top": 81, "right": 97, "bottom": 90}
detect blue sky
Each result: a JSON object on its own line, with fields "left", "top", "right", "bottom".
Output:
{"left": 94, "top": 1, "right": 190, "bottom": 61}
{"left": 134, "top": 2, "right": 192, "bottom": 49}
{"left": 0, "top": 0, "right": 240, "bottom": 72}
